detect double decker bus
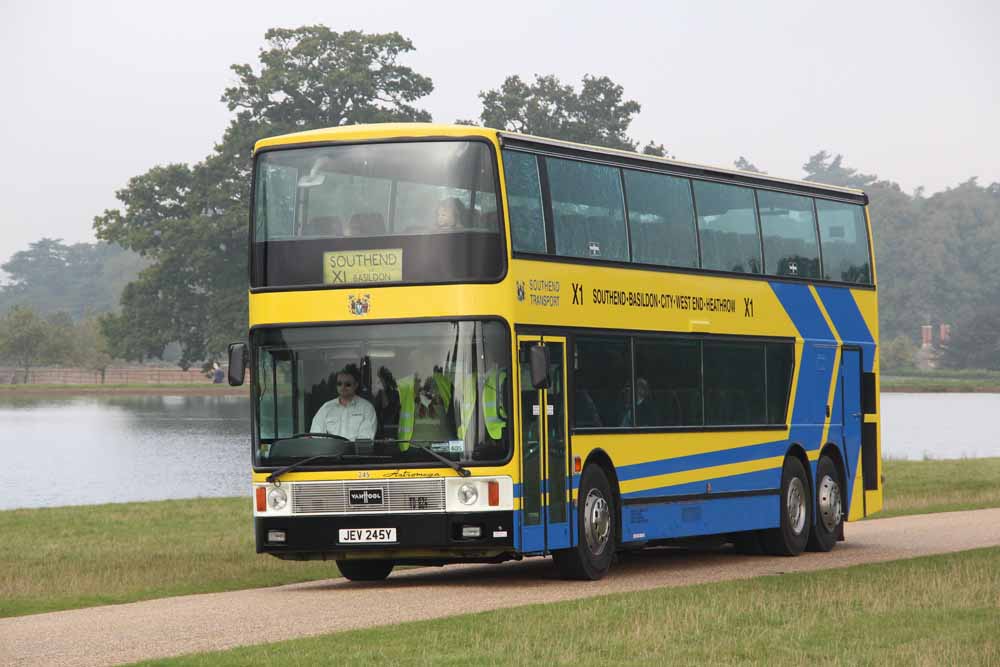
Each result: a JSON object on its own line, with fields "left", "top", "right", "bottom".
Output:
{"left": 229, "top": 123, "right": 881, "bottom": 581}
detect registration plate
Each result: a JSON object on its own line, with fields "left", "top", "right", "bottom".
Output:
{"left": 339, "top": 528, "right": 397, "bottom": 543}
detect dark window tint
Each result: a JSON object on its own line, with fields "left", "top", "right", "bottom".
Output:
{"left": 623, "top": 170, "right": 699, "bottom": 268}
{"left": 573, "top": 336, "right": 630, "bottom": 427}
{"left": 703, "top": 341, "right": 766, "bottom": 425}
{"left": 502, "top": 150, "right": 546, "bottom": 253}
{"left": 693, "top": 181, "right": 762, "bottom": 274}
{"left": 548, "top": 158, "right": 628, "bottom": 261}
{"left": 816, "top": 200, "right": 872, "bottom": 284}
{"left": 758, "top": 191, "right": 821, "bottom": 279}
{"left": 765, "top": 343, "right": 794, "bottom": 424}
{"left": 633, "top": 338, "right": 702, "bottom": 426}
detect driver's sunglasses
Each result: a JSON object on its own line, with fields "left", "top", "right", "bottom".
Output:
{"left": 336, "top": 381, "right": 355, "bottom": 387}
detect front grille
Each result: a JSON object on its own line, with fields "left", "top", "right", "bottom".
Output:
{"left": 291, "top": 479, "right": 446, "bottom": 515}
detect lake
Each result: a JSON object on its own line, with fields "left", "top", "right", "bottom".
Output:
{"left": 0, "top": 392, "right": 997, "bottom": 510}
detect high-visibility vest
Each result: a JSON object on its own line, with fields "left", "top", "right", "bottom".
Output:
{"left": 482, "top": 367, "right": 507, "bottom": 439}
{"left": 397, "top": 375, "right": 416, "bottom": 451}
{"left": 457, "top": 374, "right": 477, "bottom": 440}
{"left": 434, "top": 371, "right": 477, "bottom": 441}
{"left": 432, "top": 372, "right": 452, "bottom": 407}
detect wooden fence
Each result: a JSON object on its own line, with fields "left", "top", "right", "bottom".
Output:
{"left": 0, "top": 367, "right": 215, "bottom": 385}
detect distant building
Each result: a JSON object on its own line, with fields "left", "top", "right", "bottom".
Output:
{"left": 915, "top": 323, "right": 951, "bottom": 370}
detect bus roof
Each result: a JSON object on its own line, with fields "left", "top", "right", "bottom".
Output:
{"left": 254, "top": 123, "right": 868, "bottom": 204}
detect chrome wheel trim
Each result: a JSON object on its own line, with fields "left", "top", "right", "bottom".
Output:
{"left": 787, "top": 477, "right": 807, "bottom": 536}
{"left": 817, "top": 473, "right": 842, "bottom": 532}
{"left": 583, "top": 489, "right": 611, "bottom": 556}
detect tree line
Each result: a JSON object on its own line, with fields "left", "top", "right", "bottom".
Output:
{"left": 3, "top": 26, "right": 996, "bottom": 371}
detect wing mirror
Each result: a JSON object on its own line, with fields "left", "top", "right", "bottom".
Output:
{"left": 228, "top": 342, "right": 248, "bottom": 386}
{"left": 529, "top": 344, "right": 549, "bottom": 389}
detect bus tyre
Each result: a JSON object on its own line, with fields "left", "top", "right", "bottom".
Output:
{"left": 762, "top": 456, "right": 811, "bottom": 556}
{"left": 554, "top": 465, "right": 615, "bottom": 580}
{"left": 336, "top": 559, "right": 394, "bottom": 582}
{"left": 807, "top": 455, "right": 842, "bottom": 552}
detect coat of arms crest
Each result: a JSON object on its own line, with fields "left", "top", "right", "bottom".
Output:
{"left": 348, "top": 294, "right": 371, "bottom": 316}
{"left": 516, "top": 281, "right": 525, "bottom": 302}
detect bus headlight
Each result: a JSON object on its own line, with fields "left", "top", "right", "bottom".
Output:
{"left": 267, "top": 487, "right": 288, "bottom": 511}
{"left": 457, "top": 483, "right": 479, "bottom": 506}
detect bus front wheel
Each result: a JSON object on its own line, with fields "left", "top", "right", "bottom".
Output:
{"left": 336, "top": 559, "right": 394, "bottom": 582}
{"left": 762, "top": 456, "right": 811, "bottom": 556}
{"left": 553, "top": 465, "right": 615, "bottom": 580}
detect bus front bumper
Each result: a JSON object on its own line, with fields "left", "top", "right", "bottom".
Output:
{"left": 255, "top": 511, "right": 516, "bottom": 562}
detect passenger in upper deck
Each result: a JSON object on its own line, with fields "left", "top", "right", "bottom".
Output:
{"left": 435, "top": 197, "right": 469, "bottom": 231}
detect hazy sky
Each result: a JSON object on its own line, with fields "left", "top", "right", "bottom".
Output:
{"left": 2, "top": 0, "right": 997, "bottom": 268}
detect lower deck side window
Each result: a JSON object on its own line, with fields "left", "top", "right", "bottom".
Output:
{"left": 573, "top": 333, "right": 794, "bottom": 430}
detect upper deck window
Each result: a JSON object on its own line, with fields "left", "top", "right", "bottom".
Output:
{"left": 692, "top": 181, "right": 762, "bottom": 274}
{"left": 758, "top": 190, "right": 822, "bottom": 279}
{"left": 501, "top": 150, "right": 547, "bottom": 253}
{"left": 547, "top": 158, "right": 628, "bottom": 262}
{"left": 623, "top": 169, "right": 699, "bottom": 268}
{"left": 816, "top": 200, "right": 872, "bottom": 284}
{"left": 252, "top": 140, "right": 504, "bottom": 288}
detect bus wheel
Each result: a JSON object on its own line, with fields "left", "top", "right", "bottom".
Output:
{"left": 807, "top": 455, "right": 842, "bottom": 552}
{"left": 336, "top": 559, "right": 394, "bottom": 582}
{"left": 762, "top": 456, "right": 811, "bottom": 556}
{"left": 554, "top": 465, "right": 615, "bottom": 580}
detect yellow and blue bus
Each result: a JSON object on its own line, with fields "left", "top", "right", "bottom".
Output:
{"left": 229, "top": 123, "right": 881, "bottom": 581}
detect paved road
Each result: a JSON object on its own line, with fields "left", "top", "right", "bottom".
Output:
{"left": 4, "top": 508, "right": 1000, "bottom": 666}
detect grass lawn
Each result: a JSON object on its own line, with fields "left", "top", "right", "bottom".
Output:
{"left": 882, "top": 370, "right": 1000, "bottom": 393}
{"left": 135, "top": 547, "right": 1000, "bottom": 666}
{"left": 3, "top": 458, "right": 999, "bottom": 620}
{"left": 881, "top": 457, "right": 1000, "bottom": 518}
{"left": 0, "top": 498, "right": 338, "bottom": 618}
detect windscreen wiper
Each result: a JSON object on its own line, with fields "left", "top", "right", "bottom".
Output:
{"left": 374, "top": 439, "right": 471, "bottom": 478}
{"left": 266, "top": 454, "right": 343, "bottom": 484}
{"left": 271, "top": 432, "right": 350, "bottom": 443}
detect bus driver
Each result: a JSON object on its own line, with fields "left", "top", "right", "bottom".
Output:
{"left": 310, "top": 365, "right": 377, "bottom": 441}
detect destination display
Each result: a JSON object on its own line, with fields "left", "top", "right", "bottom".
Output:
{"left": 323, "top": 248, "right": 403, "bottom": 285}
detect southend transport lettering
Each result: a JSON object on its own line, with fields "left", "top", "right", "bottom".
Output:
{"left": 526, "top": 279, "right": 561, "bottom": 307}
{"left": 323, "top": 249, "right": 403, "bottom": 285}
{"left": 592, "top": 288, "right": 742, "bottom": 315}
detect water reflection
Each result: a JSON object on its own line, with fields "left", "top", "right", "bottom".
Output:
{"left": 0, "top": 395, "right": 249, "bottom": 510}
{"left": 1, "top": 392, "right": 998, "bottom": 509}
{"left": 880, "top": 393, "right": 1000, "bottom": 460}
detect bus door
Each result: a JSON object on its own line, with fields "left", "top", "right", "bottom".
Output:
{"left": 517, "top": 335, "right": 571, "bottom": 554}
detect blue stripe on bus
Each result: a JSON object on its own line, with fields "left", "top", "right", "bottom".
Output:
{"left": 771, "top": 282, "right": 837, "bottom": 455}
{"left": 620, "top": 468, "right": 777, "bottom": 499}
{"left": 814, "top": 286, "right": 875, "bottom": 371}
{"left": 770, "top": 282, "right": 834, "bottom": 341}
{"left": 615, "top": 438, "right": 794, "bottom": 483}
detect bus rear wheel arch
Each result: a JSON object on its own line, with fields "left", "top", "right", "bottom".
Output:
{"left": 807, "top": 452, "right": 844, "bottom": 552}
{"left": 762, "top": 454, "right": 812, "bottom": 556}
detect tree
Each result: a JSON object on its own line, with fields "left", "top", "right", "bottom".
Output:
{"left": 72, "top": 317, "right": 117, "bottom": 383}
{"left": 0, "top": 306, "right": 73, "bottom": 377}
{"left": 94, "top": 27, "right": 435, "bottom": 368}
{"left": 802, "top": 151, "right": 877, "bottom": 188}
{"left": 473, "top": 74, "right": 666, "bottom": 153}
{"left": 733, "top": 156, "right": 766, "bottom": 174}
{"left": 880, "top": 335, "right": 918, "bottom": 372}
{"left": 940, "top": 307, "right": 1000, "bottom": 370}
{"left": 0, "top": 239, "right": 146, "bottom": 319}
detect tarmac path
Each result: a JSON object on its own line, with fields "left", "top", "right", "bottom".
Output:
{"left": 4, "top": 507, "right": 1000, "bottom": 666}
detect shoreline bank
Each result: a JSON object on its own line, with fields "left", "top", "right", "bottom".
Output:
{"left": 0, "top": 384, "right": 247, "bottom": 397}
